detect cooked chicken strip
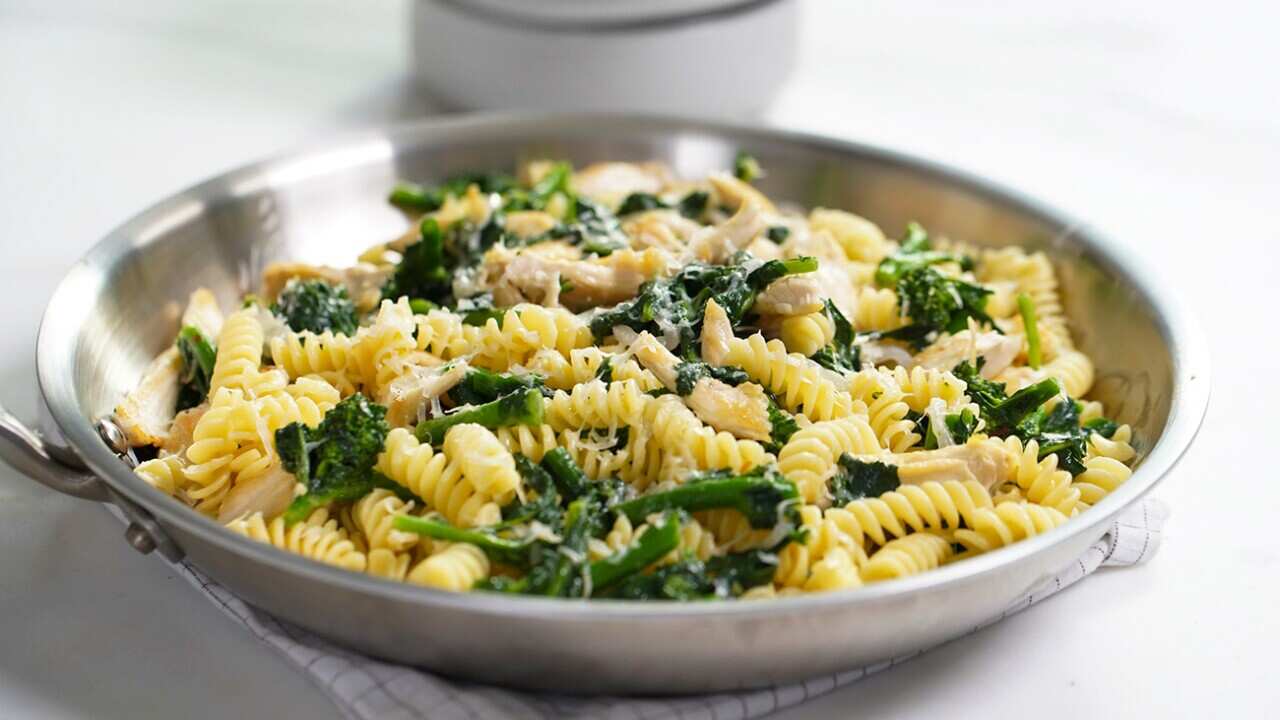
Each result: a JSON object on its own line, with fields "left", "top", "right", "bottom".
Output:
{"left": 181, "top": 288, "right": 224, "bottom": 339}
{"left": 913, "top": 330, "right": 1022, "bottom": 379}
{"left": 699, "top": 299, "right": 735, "bottom": 367}
{"left": 622, "top": 210, "right": 702, "bottom": 253}
{"left": 573, "top": 161, "right": 672, "bottom": 206}
{"left": 856, "top": 438, "right": 1011, "bottom": 491}
{"left": 260, "top": 261, "right": 390, "bottom": 312}
{"left": 754, "top": 275, "right": 824, "bottom": 316}
{"left": 708, "top": 172, "right": 777, "bottom": 214}
{"left": 687, "top": 201, "right": 768, "bottom": 264}
{"left": 494, "top": 248, "right": 675, "bottom": 310}
{"left": 114, "top": 347, "right": 181, "bottom": 447}
{"left": 629, "top": 331, "right": 772, "bottom": 442}
{"left": 381, "top": 361, "right": 468, "bottom": 427}
{"left": 218, "top": 464, "right": 295, "bottom": 524}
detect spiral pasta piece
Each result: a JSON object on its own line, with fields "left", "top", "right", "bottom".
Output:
{"left": 442, "top": 423, "right": 522, "bottom": 504}
{"left": 376, "top": 428, "right": 501, "bottom": 528}
{"left": 999, "top": 435, "right": 1080, "bottom": 515}
{"left": 850, "top": 286, "right": 906, "bottom": 332}
{"left": 524, "top": 347, "right": 663, "bottom": 392}
{"left": 804, "top": 546, "right": 864, "bottom": 592}
{"left": 408, "top": 542, "right": 490, "bottom": 592}
{"left": 834, "top": 480, "right": 994, "bottom": 549}
{"left": 777, "top": 416, "right": 882, "bottom": 504}
{"left": 881, "top": 366, "right": 969, "bottom": 413}
{"left": 721, "top": 333, "right": 854, "bottom": 422}
{"left": 366, "top": 548, "right": 412, "bottom": 581}
{"left": 861, "top": 533, "right": 954, "bottom": 582}
{"left": 978, "top": 247, "right": 1072, "bottom": 350}
{"left": 472, "top": 304, "right": 592, "bottom": 371}
{"left": 1073, "top": 448, "right": 1133, "bottom": 507}
{"left": 644, "top": 394, "right": 773, "bottom": 476}
{"left": 543, "top": 379, "right": 652, "bottom": 431}
{"left": 352, "top": 488, "right": 419, "bottom": 552}
{"left": 778, "top": 311, "right": 835, "bottom": 356}
{"left": 415, "top": 309, "right": 481, "bottom": 359}
{"left": 953, "top": 501, "right": 1068, "bottom": 555}
{"left": 210, "top": 309, "right": 271, "bottom": 397}
{"left": 695, "top": 509, "right": 774, "bottom": 553}
{"left": 226, "top": 509, "right": 366, "bottom": 572}
{"left": 350, "top": 298, "right": 418, "bottom": 394}
{"left": 808, "top": 208, "right": 890, "bottom": 264}
{"left": 134, "top": 455, "right": 185, "bottom": 496}
{"left": 269, "top": 331, "right": 356, "bottom": 380}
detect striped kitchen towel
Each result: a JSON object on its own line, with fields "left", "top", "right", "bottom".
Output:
{"left": 175, "top": 498, "right": 1168, "bottom": 720}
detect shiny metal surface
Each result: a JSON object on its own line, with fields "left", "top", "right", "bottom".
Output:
{"left": 11, "top": 114, "right": 1208, "bottom": 693}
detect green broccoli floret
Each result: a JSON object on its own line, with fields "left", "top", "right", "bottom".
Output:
{"left": 175, "top": 325, "right": 216, "bottom": 412}
{"left": 414, "top": 387, "right": 544, "bottom": 445}
{"left": 614, "top": 466, "right": 800, "bottom": 529}
{"left": 733, "top": 152, "right": 763, "bottom": 182}
{"left": 279, "top": 394, "right": 390, "bottom": 524}
{"left": 382, "top": 218, "right": 451, "bottom": 303}
{"left": 271, "top": 279, "right": 359, "bottom": 336}
{"left": 828, "top": 456, "right": 900, "bottom": 506}
{"left": 872, "top": 223, "right": 990, "bottom": 347}
{"left": 616, "top": 193, "right": 667, "bottom": 216}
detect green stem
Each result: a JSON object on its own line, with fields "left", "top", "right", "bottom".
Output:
{"left": 1017, "top": 293, "right": 1042, "bottom": 369}
{"left": 588, "top": 514, "right": 681, "bottom": 592}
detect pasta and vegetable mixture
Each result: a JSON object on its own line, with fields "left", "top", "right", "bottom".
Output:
{"left": 116, "top": 155, "right": 1136, "bottom": 600}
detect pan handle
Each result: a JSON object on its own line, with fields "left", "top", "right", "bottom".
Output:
{"left": 0, "top": 403, "right": 109, "bottom": 502}
{"left": 0, "top": 403, "right": 184, "bottom": 561}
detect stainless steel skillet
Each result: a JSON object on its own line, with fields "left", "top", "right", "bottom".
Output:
{"left": 0, "top": 114, "right": 1209, "bottom": 694}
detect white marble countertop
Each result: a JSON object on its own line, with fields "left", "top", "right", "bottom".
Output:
{"left": 1, "top": 1, "right": 1275, "bottom": 717}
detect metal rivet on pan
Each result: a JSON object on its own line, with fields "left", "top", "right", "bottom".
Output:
{"left": 96, "top": 416, "right": 138, "bottom": 468}
{"left": 124, "top": 523, "right": 156, "bottom": 555}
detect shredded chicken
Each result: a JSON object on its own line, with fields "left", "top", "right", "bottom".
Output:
{"left": 913, "top": 330, "right": 1022, "bottom": 378}
{"left": 494, "top": 248, "right": 675, "bottom": 311}
{"left": 782, "top": 229, "right": 859, "bottom": 318}
{"left": 218, "top": 464, "right": 295, "bottom": 523}
{"left": 708, "top": 172, "right": 777, "bottom": 214}
{"left": 622, "top": 210, "right": 701, "bottom": 253}
{"left": 629, "top": 331, "right": 771, "bottom": 442}
{"left": 572, "top": 161, "right": 673, "bottom": 206}
{"left": 754, "top": 275, "right": 824, "bottom": 316}
{"left": 862, "top": 438, "right": 1012, "bottom": 491}
{"left": 686, "top": 201, "right": 767, "bottom": 264}
{"left": 381, "top": 361, "right": 468, "bottom": 427}
{"left": 181, "top": 288, "right": 224, "bottom": 339}
{"left": 114, "top": 347, "right": 181, "bottom": 448}
{"left": 159, "top": 404, "right": 209, "bottom": 458}
{"left": 503, "top": 211, "right": 559, "bottom": 240}
{"left": 699, "top": 299, "right": 735, "bottom": 367}
{"left": 259, "top": 261, "right": 390, "bottom": 312}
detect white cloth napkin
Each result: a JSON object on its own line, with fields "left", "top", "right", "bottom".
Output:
{"left": 174, "top": 498, "right": 1168, "bottom": 720}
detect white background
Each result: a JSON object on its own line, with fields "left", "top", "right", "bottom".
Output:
{"left": 1, "top": 1, "right": 1277, "bottom": 717}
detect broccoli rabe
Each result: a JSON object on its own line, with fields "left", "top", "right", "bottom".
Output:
{"left": 1017, "top": 293, "right": 1043, "bottom": 369}
{"left": 733, "top": 152, "right": 763, "bottom": 182}
{"left": 449, "top": 367, "right": 544, "bottom": 407}
{"left": 382, "top": 218, "right": 451, "bottom": 304}
{"left": 388, "top": 172, "right": 517, "bottom": 212}
{"left": 414, "top": 387, "right": 544, "bottom": 445}
{"left": 278, "top": 394, "right": 390, "bottom": 524}
{"left": 175, "top": 325, "right": 216, "bottom": 412}
{"left": 615, "top": 190, "right": 711, "bottom": 221}
{"left": 873, "top": 223, "right": 991, "bottom": 347}
{"left": 588, "top": 512, "right": 682, "bottom": 592}
{"left": 951, "top": 360, "right": 1118, "bottom": 476}
{"left": 271, "top": 278, "right": 359, "bottom": 336}
{"left": 614, "top": 466, "right": 800, "bottom": 529}
{"left": 922, "top": 407, "right": 979, "bottom": 450}
{"left": 673, "top": 361, "right": 750, "bottom": 396}
{"left": 766, "top": 400, "right": 799, "bottom": 453}
{"left": 603, "top": 550, "right": 778, "bottom": 600}
{"left": 828, "top": 456, "right": 900, "bottom": 506}
{"left": 589, "top": 254, "right": 818, "bottom": 356}
{"left": 393, "top": 514, "right": 535, "bottom": 567}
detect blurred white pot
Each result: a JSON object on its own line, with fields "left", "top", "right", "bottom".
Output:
{"left": 410, "top": 0, "right": 799, "bottom": 118}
